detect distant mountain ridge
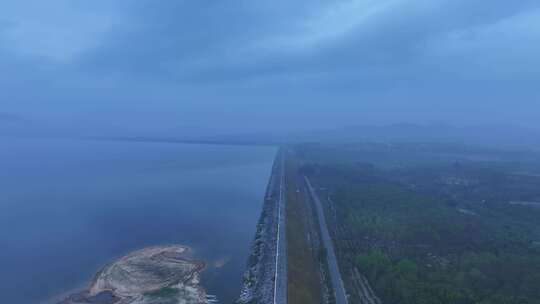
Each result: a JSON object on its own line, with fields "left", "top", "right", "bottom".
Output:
{"left": 145, "top": 123, "right": 539, "bottom": 151}
{"left": 197, "top": 123, "right": 540, "bottom": 151}
{"left": 295, "top": 123, "right": 540, "bottom": 150}
{"left": 2, "top": 118, "right": 539, "bottom": 151}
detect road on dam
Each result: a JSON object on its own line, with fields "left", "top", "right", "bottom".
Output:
{"left": 274, "top": 153, "right": 287, "bottom": 304}
{"left": 305, "top": 176, "right": 349, "bottom": 304}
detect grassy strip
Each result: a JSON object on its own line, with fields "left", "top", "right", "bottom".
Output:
{"left": 285, "top": 152, "right": 322, "bottom": 304}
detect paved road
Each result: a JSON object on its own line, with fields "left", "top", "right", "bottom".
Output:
{"left": 274, "top": 153, "right": 287, "bottom": 304}
{"left": 305, "top": 177, "right": 349, "bottom": 304}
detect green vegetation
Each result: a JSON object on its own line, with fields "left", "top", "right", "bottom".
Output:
{"left": 297, "top": 143, "right": 540, "bottom": 304}
{"left": 285, "top": 153, "right": 322, "bottom": 304}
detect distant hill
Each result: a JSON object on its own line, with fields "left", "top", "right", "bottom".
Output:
{"left": 300, "top": 123, "right": 540, "bottom": 150}
{"left": 197, "top": 123, "right": 540, "bottom": 151}
{"left": 1, "top": 117, "right": 538, "bottom": 152}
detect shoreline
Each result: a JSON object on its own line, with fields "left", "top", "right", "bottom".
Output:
{"left": 56, "top": 245, "right": 207, "bottom": 304}
{"left": 237, "top": 149, "right": 284, "bottom": 304}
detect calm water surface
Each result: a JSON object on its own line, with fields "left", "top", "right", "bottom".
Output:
{"left": 0, "top": 138, "right": 276, "bottom": 304}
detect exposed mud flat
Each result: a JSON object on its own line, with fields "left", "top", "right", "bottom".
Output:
{"left": 58, "top": 245, "right": 206, "bottom": 304}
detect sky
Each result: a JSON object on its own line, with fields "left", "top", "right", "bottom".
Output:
{"left": 1, "top": 0, "right": 539, "bottom": 136}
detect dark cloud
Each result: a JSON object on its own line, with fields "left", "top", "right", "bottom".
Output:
{"left": 1, "top": 0, "right": 539, "bottom": 135}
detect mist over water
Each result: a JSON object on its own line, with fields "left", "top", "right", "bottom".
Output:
{"left": 0, "top": 138, "right": 276, "bottom": 304}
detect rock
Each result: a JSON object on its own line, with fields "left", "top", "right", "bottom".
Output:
{"left": 59, "top": 245, "right": 206, "bottom": 304}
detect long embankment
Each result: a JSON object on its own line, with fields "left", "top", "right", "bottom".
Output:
{"left": 285, "top": 152, "right": 325, "bottom": 304}
{"left": 237, "top": 149, "right": 287, "bottom": 304}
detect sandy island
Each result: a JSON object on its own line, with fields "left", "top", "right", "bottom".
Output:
{"left": 58, "top": 245, "right": 207, "bottom": 304}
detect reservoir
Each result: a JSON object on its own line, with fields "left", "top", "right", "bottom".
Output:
{"left": 0, "top": 138, "right": 276, "bottom": 304}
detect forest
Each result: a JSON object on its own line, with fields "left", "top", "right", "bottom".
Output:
{"left": 297, "top": 143, "right": 540, "bottom": 304}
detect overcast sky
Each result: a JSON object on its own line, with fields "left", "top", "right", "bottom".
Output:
{"left": 1, "top": 0, "right": 539, "bottom": 136}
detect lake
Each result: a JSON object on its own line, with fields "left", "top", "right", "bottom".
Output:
{"left": 0, "top": 138, "right": 276, "bottom": 304}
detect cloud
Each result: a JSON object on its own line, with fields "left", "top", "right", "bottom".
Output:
{"left": 1, "top": 0, "right": 539, "bottom": 134}
{"left": 0, "top": 1, "right": 121, "bottom": 62}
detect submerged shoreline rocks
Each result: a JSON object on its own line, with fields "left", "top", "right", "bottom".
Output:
{"left": 58, "top": 245, "right": 206, "bottom": 304}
